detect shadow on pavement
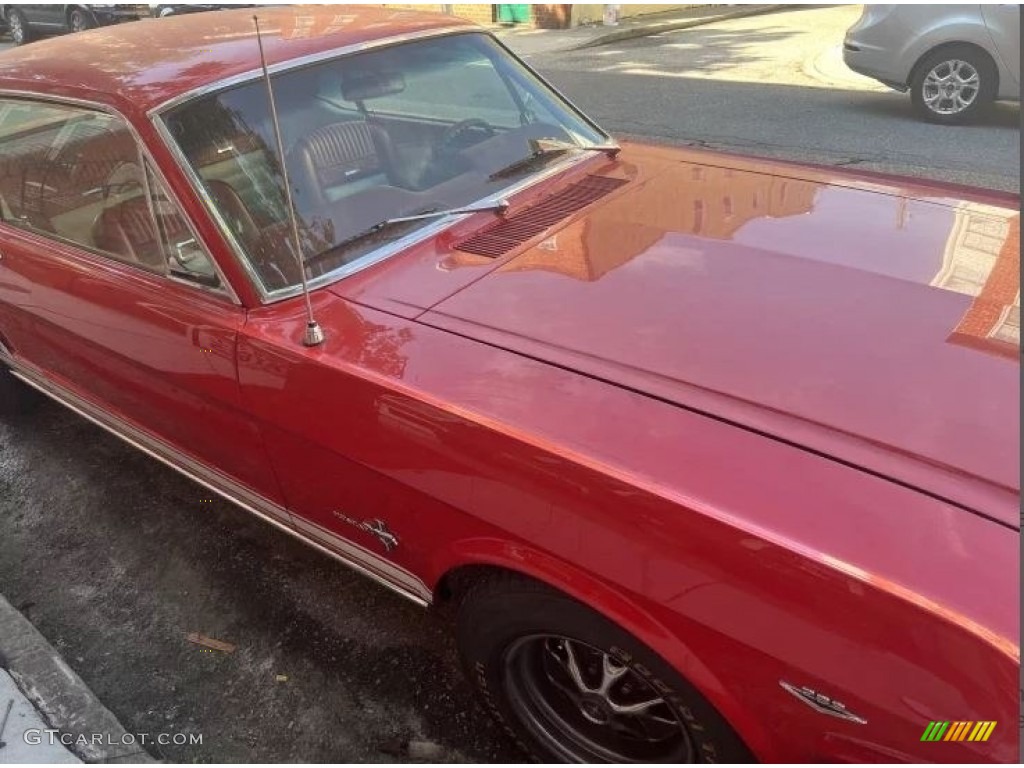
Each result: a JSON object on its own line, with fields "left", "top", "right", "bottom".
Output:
{"left": 567, "top": 23, "right": 801, "bottom": 75}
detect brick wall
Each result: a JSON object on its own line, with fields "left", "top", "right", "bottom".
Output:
{"left": 449, "top": 4, "right": 496, "bottom": 25}
{"left": 380, "top": 4, "right": 492, "bottom": 25}
{"left": 381, "top": 4, "right": 575, "bottom": 29}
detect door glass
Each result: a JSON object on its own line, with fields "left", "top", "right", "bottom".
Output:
{"left": 0, "top": 98, "right": 221, "bottom": 290}
{"left": 143, "top": 162, "right": 222, "bottom": 288}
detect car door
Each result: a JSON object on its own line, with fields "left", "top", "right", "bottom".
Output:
{"left": 981, "top": 5, "right": 1020, "bottom": 93}
{"left": 236, "top": 297, "right": 440, "bottom": 604}
{"left": 0, "top": 96, "right": 289, "bottom": 517}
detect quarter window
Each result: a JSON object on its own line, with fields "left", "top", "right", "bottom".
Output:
{"left": 0, "top": 98, "right": 221, "bottom": 289}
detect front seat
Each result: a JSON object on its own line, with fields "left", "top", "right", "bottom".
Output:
{"left": 289, "top": 121, "right": 399, "bottom": 210}
{"left": 91, "top": 195, "right": 185, "bottom": 271}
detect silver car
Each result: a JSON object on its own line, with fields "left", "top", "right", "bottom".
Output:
{"left": 844, "top": 4, "right": 1020, "bottom": 123}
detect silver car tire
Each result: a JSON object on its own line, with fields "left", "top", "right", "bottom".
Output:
{"left": 68, "top": 7, "right": 93, "bottom": 33}
{"left": 6, "top": 8, "right": 32, "bottom": 45}
{"left": 910, "top": 45, "right": 997, "bottom": 125}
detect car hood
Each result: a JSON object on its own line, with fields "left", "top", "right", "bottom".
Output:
{"left": 419, "top": 151, "right": 1020, "bottom": 525}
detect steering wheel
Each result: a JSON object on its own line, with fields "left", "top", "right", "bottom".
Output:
{"left": 437, "top": 118, "right": 497, "bottom": 156}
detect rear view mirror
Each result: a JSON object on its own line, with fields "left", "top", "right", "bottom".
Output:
{"left": 341, "top": 70, "right": 405, "bottom": 102}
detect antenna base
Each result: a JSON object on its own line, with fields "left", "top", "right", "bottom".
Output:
{"left": 302, "top": 321, "right": 325, "bottom": 347}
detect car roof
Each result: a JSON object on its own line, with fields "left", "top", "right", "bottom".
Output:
{"left": 0, "top": 5, "right": 476, "bottom": 118}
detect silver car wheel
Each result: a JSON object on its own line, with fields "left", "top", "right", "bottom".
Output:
{"left": 503, "top": 635, "right": 695, "bottom": 762}
{"left": 922, "top": 59, "right": 980, "bottom": 115}
{"left": 69, "top": 9, "right": 91, "bottom": 33}
{"left": 8, "top": 12, "right": 24, "bottom": 44}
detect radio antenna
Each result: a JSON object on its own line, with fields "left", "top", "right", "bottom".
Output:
{"left": 253, "top": 15, "right": 324, "bottom": 347}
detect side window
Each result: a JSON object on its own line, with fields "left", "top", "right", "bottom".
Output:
{"left": 143, "top": 163, "right": 222, "bottom": 288}
{"left": 0, "top": 98, "right": 221, "bottom": 290}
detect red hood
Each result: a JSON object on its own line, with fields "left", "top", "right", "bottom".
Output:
{"left": 414, "top": 149, "right": 1020, "bottom": 526}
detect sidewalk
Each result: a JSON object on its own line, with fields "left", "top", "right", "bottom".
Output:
{"left": 0, "top": 671, "right": 80, "bottom": 763}
{"left": 0, "top": 596, "right": 155, "bottom": 764}
{"left": 492, "top": 4, "right": 792, "bottom": 56}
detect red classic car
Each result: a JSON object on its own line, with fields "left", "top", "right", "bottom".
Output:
{"left": 0, "top": 6, "right": 1018, "bottom": 763}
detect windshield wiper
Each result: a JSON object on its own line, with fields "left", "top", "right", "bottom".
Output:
{"left": 488, "top": 138, "right": 620, "bottom": 181}
{"left": 307, "top": 199, "right": 510, "bottom": 265}
{"left": 383, "top": 199, "right": 510, "bottom": 224}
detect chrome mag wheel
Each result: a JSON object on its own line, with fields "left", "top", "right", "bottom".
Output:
{"left": 503, "top": 635, "right": 695, "bottom": 762}
{"left": 921, "top": 59, "right": 980, "bottom": 116}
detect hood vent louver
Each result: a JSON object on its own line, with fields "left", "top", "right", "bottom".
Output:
{"left": 456, "top": 175, "right": 628, "bottom": 258}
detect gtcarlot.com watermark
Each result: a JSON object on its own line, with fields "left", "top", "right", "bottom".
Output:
{"left": 24, "top": 729, "right": 202, "bottom": 747}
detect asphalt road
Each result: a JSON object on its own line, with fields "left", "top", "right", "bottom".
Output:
{"left": 523, "top": 5, "right": 1020, "bottom": 192}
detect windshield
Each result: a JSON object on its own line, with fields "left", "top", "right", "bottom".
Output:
{"left": 162, "top": 32, "right": 607, "bottom": 293}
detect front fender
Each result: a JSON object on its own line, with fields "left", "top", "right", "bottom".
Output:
{"left": 427, "top": 536, "right": 781, "bottom": 762}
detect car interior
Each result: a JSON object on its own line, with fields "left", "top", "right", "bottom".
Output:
{"left": 162, "top": 33, "right": 590, "bottom": 292}
{"left": 0, "top": 105, "right": 219, "bottom": 287}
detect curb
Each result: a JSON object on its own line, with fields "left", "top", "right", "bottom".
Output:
{"left": 571, "top": 4, "right": 794, "bottom": 50}
{"left": 0, "top": 596, "right": 156, "bottom": 763}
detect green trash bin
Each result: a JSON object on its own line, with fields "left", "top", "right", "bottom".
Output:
{"left": 496, "top": 4, "right": 530, "bottom": 24}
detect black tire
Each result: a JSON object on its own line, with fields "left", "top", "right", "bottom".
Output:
{"left": 0, "top": 366, "right": 40, "bottom": 417}
{"left": 910, "top": 44, "right": 998, "bottom": 125}
{"left": 455, "top": 574, "right": 753, "bottom": 763}
{"left": 6, "top": 8, "right": 32, "bottom": 45}
{"left": 68, "top": 7, "right": 93, "bottom": 33}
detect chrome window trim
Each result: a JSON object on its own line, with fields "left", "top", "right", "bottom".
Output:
{"left": 150, "top": 116, "right": 274, "bottom": 302}
{"left": 1, "top": 350, "right": 432, "bottom": 608}
{"left": 488, "top": 32, "right": 611, "bottom": 145}
{"left": 147, "top": 28, "right": 615, "bottom": 305}
{"left": 0, "top": 89, "right": 241, "bottom": 306}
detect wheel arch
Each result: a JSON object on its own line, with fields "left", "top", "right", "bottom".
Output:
{"left": 907, "top": 40, "right": 1000, "bottom": 96}
{"left": 429, "top": 539, "right": 779, "bottom": 761}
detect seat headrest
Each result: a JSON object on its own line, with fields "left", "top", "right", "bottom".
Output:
{"left": 295, "top": 121, "right": 383, "bottom": 181}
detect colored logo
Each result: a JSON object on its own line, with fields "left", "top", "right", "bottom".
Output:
{"left": 921, "top": 721, "right": 996, "bottom": 742}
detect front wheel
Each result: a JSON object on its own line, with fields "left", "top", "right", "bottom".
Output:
{"left": 455, "top": 574, "right": 752, "bottom": 763}
{"left": 910, "top": 45, "right": 997, "bottom": 124}
{"left": 68, "top": 7, "right": 93, "bottom": 33}
{"left": 6, "top": 8, "right": 32, "bottom": 45}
